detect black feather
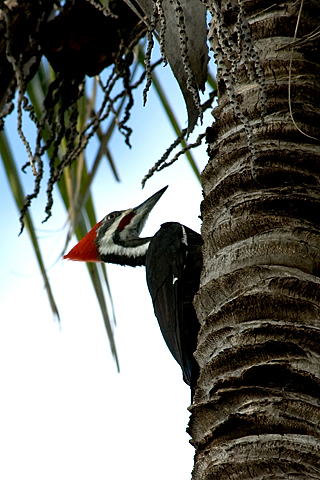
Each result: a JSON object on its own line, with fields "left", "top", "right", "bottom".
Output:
{"left": 146, "top": 222, "right": 203, "bottom": 398}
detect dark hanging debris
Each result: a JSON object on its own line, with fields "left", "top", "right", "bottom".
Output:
{"left": 1, "top": 0, "right": 215, "bottom": 231}
{"left": 0, "top": 0, "right": 150, "bottom": 233}
{"left": 38, "top": 0, "right": 143, "bottom": 77}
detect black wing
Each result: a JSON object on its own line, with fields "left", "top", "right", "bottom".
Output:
{"left": 145, "top": 222, "right": 203, "bottom": 394}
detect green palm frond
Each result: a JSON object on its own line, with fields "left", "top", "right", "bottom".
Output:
{"left": 0, "top": 129, "right": 60, "bottom": 320}
{"left": 26, "top": 61, "right": 120, "bottom": 369}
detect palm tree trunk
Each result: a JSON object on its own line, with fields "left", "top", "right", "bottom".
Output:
{"left": 189, "top": 0, "right": 320, "bottom": 477}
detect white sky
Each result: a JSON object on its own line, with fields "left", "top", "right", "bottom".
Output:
{"left": 0, "top": 52, "right": 214, "bottom": 480}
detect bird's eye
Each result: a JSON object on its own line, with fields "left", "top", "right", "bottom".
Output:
{"left": 107, "top": 213, "right": 115, "bottom": 220}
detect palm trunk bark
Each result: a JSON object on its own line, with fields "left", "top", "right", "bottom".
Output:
{"left": 189, "top": 0, "right": 320, "bottom": 478}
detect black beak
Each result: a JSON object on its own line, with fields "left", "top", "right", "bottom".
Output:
{"left": 133, "top": 186, "right": 168, "bottom": 217}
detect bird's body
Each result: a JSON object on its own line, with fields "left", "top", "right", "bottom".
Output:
{"left": 64, "top": 186, "right": 202, "bottom": 398}
{"left": 146, "top": 222, "right": 202, "bottom": 394}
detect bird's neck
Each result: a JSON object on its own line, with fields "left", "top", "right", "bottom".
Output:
{"left": 99, "top": 237, "right": 150, "bottom": 267}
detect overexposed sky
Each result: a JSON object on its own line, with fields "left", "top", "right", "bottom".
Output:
{"left": 0, "top": 52, "right": 213, "bottom": 480}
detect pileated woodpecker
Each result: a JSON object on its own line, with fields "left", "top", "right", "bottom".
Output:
{"left": 64, "top": 186, "right": 203, "bottom": 397}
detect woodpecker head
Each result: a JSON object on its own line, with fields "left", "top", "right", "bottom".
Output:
{"left": 63, "top": 186, "right": 168, "bottom": 267}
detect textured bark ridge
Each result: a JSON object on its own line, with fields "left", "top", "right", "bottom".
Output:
{"left": 190, "top": 0, "right": 320, "bottom": 478}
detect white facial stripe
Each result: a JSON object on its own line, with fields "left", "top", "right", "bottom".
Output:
{"left": 99, "top": 238, "right": 150, "bottom": 258}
